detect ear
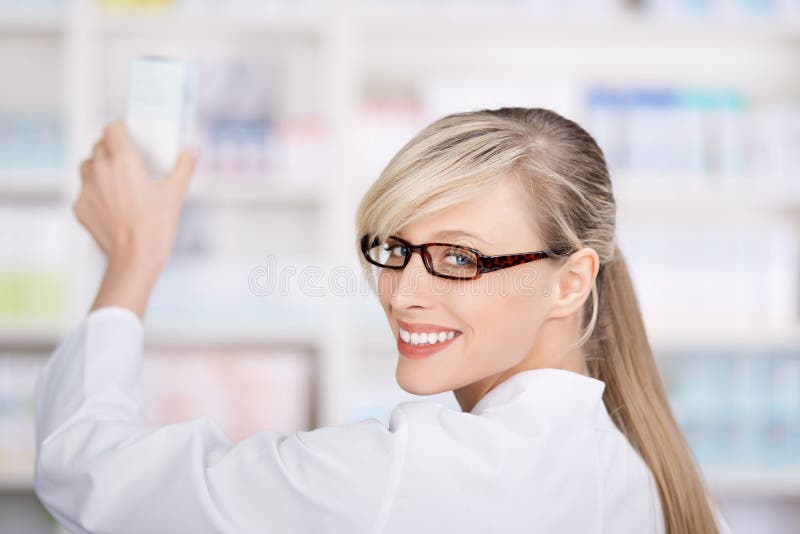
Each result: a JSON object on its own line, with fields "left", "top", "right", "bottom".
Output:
{"left": 546, "top": 247, "right": 600, "bottom": 320}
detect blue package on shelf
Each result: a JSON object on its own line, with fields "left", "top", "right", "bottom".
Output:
{"left": 205, "top": 117, "right": 274, "bottom": 177}
{"left": 0, "top": 114, "right": 64, "bottom": 178}
{"left": 627, "top": 87, "right": 679, "bottom": 176}
{"left": 585, "top": 86, "right": 630, "bottom": 175}
{"left": 761, "top": 353, "right": 800, "bottom": 466}
{"left": 665, "top": 347, "right": 800, "bottom": 471}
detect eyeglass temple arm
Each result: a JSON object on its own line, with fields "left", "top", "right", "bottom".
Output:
{"left": 478, "top": 251, "right": 554, "bottom": 273}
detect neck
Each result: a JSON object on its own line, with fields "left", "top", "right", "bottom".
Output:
{"left": 453, "top": 315, "right": 587, "bottom": 413}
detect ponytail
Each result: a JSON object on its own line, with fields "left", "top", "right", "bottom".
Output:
{"left": 586, "top": 244, "right": 722, "bottom": 534}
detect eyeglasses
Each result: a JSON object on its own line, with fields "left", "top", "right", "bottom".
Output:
{"left": 361, "top": 234, "right": 566, "bottom": 280}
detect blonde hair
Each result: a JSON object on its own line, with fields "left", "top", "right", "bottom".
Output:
{"left": 355, "top": 107, "right": 721, "bottom": 533}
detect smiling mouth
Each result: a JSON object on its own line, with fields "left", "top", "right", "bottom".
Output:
{"left": 398, "top": 327, "right": 462, "bottom": 346}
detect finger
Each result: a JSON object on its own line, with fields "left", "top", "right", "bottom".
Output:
{"left": 103, "top": 120, "right": 133, "bottom": 156}
{"left": 79, "top": 159, "right": 93, "bottom": 181}
{"left": 92, "top": 139, "right": 110, "bottom": 162}
{"left": 72, "top": 199, "right": 110, "bottom": 254}
{"left": 167, "top": 147, "right": 199, "bottom": 197}
{"left": 71, "top": 196, "right": 85, "bottom": 225}
{"left": 104, "top": 120, "right": 149, "bottom": 173}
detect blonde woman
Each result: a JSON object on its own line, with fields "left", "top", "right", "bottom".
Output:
{"left": 34, "top": 108, "right": 731, "bottom": 533}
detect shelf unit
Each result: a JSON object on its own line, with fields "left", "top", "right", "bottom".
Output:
{"left": 1, "top": 1, "right": 799, "bottom": 532}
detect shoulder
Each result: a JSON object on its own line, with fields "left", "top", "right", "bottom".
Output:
{"left": 594, "top": 419, "right": 666, "bottom": 534}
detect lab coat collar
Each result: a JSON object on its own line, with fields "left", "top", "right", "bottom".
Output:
{"left": 469, "top": 367, "right": 607, "bottom": 417}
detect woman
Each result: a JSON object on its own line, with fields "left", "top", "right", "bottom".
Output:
{"left": 34, "top": 108, "right": 731, "bottom": 533}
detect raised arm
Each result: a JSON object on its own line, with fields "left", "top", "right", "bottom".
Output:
{"left": 71, "top": 120, "right": 197, "bottom": 320}
{"left": 36, "top": 122, "right": 407, "bottom": 533}
{"left": 34, "top": 306, "right": 408, "bottom": 533}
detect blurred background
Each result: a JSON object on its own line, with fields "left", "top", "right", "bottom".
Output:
{"left": 1, "top": 0, "right": 799, "bottom": 532}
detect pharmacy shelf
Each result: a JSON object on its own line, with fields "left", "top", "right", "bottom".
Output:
{"left": 0, "top": 326, "right": 323, "bottom": 353}
{"left": 0, "top": 474, "right": 36, "bottom": 494}
{"left": 185, "top": 182, "right": 321, "bottom": 207}
{"left": 143, "top": 324, "right": 323, "bottom": 350}
{"left": 355, "top": 5, "right": 800, "bottom": 43}
{"left": 648, "top": 328, "right": 800, "bottom": 353}
{"left": 706, "top": 468, "right": 800, "bottom": 500}
{"left": 0, "top": 325, "right": 67, "bottom": 351}
{"left": 0, "top": 7, "right": 65, "bottom": 33}
{"left": 97, "top": 7, "right": 326, "bottom": 37}
{"left": 354, "top": 303, "right": 800, "bottom": 356}
{"left": 2, "top": 4, "right": 799, "bottom": 533}
{"left": 0, "top": 171, "right": 64, "bottom": 202}
{"left": 614, "top": 178, "right": 800, "bottom": 213}
{"left": 354, "top": 330, "right": 800, "bottom": 365}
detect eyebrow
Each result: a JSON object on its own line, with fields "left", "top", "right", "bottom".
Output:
{"left": 398, "top": 229, "right": 494, "bottom": 246}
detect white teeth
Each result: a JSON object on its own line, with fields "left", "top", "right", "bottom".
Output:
{"left": 399, "top": 327, "right": 459, "bottom": 346}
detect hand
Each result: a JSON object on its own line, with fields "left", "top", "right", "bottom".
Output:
{"left": 73, "top": 120, "right": 198, "bottom": 271}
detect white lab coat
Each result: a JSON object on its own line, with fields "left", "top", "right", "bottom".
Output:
{"left": 34, "top": 306, "right": 731, "bottom": 534}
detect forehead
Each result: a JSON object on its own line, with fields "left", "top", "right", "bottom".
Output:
{"left": 397, "top": 176, "right": 539, "bottom": 251}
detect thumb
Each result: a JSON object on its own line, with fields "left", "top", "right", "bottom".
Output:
{"left": 167, "top": 146, "right": 199, "bottom": 196}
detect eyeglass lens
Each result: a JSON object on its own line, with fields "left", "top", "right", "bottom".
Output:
{"left": 367, "top": 237, "right": 479, "bottom": 278}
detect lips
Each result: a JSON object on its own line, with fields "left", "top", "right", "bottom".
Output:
{"left": 394, "top": 319, "right": 463, "bottom": 359}
{"left": 396, "top": 319, "right": 462, "bottom": 334}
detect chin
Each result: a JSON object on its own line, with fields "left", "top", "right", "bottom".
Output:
{"left": 395, "top": 361, "right": 449, "bottom": 396}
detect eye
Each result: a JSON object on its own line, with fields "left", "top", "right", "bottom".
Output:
{"left": 384, "top": 242, "right": 407, "bottom": 258}
{"left": 444, "top": 250, "right": 476, "bottom": 266}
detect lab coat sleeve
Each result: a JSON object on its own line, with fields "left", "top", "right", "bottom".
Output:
{"left": 34, "top": 306, "right": 409, "bottom": 534}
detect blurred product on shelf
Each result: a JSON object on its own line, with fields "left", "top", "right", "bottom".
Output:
{"left": 94, "top": 0, "right": 324, "bottom": 13}
{"left": 194, "top": 57, "right": 283, "bottom": 180}
{"left": 200, "top": 117, "right": 274, "bottom": 177}
{"left": 170, "top": 202, "right": 319, "bottom": 259}
{"left": 0, "top": 347, "right": 316, "bottom": 484}
{"left": 142, "top": 347, "right": 315, "bottom": 440}
{"left": 354, "top": 86, "right": 426, "bottom": 189}
{"left": 188, "top": 57, "right": 330, "bottom": 193}
{"left": 0, "top": 0, "right": 65, "bottom": 8}
{"left": 585, "top": 85, "right": 800, "bottom": 188}
{"left": 191, "top": 59, "right": 283, "bottom": 178}
{"left": 637, "top": 0, "right": 800, "bottom": 20}
{"left": 0, "top": 113, "right": 64, "bottom": 181}
{"left": 361, "top": 0, "right": 800, "bottom": 21}
{"left": 360, "top": 80, "right": 799, "bottom": 194}
{"left": 272, "top": 116, "right": 329, "bottom": 190}
{"left": 5, "top": 0, "right": 800, "bottom": 20}
{"left": 96, "top": 0, "right": 176, "bottom": 11}
{"left": 0, "top": 354, "right": 44, "bottom": 483}
{"left": 145, "top": 255, "right": 327, "bottom": 338}
{"left": 0, "top": 207, "right": 68, "bottom": 328}
{"left": 101, "top": 49, "right": 328, "bottom": 195}
{"left": 662, "top": 347, "right": 800, "bottom": 468}
{"left": 617, "top": 218, "right": 798, "bottom": 337}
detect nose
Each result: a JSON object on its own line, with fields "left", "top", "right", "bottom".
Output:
{"left": 389, "top": 250, "right": 436, "bottom": 309}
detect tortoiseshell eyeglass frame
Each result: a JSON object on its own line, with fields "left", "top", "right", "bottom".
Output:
{"left": 361, "top": 234, "right": 568, "bottom": 281}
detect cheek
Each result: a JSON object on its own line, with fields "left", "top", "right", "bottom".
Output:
{"left": 462, "top": 274, "right": 545, "bottom": 353}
